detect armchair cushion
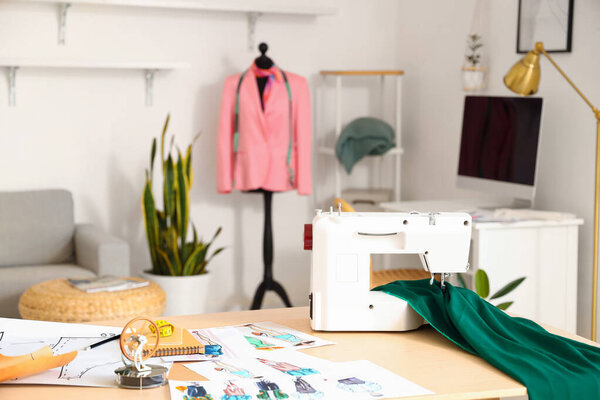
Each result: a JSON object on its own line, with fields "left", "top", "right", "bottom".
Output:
{"left": 74, "top": 224, "right": 130, "bottom": 277}
{"left": 0, "top": 190, "right": 74, "bottom": 266}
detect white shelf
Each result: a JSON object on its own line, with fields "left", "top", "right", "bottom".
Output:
{"left": 318, "top": 146, "right": 404, "bottom": 157}
{"left": 0, "top": 59, "right": 191, "bottom": 70}
{"left": 15, "top": 0, "right": 337, "bottom": 48}
{"left": 317, "top": 73, "right": 404, "bottom": 201}
{"left": 1, "top": 59, "right": 191, "bottom": 107}
{"left": 20, "top": 0, "right": 337, "bottom": 16}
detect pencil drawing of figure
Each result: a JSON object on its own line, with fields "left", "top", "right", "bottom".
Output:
{"left": 212, "top": 360, "right": 262, "bottom": 379}
{"left": 243, "top": 324, "right": 314, "bottom": 346}
{"left": 175, "top": 384, "right": 214, "bottom": 400}
{"left": 255, "top": 379, "right": 289, "bottom": 400}
{"left": 244, "top": 335, "right": 281, "bottom": 350}
{"left": 337, "top": 377, "right": 382, "bottom": 397}
{"left": 256, "top": 358, "right": 318, "bottom": 376}
{"left": 221, "top": 380, "right": 251, "bottom": 400}
{"left": 292, "top": 377, "right": 324, "bottom": 399}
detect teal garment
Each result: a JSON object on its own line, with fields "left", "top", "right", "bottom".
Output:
{"left": 372, "top": 279, "right": 600, "bottom": 400}
{"left": 335, "top": 117, "right": 395, "bottom": 173}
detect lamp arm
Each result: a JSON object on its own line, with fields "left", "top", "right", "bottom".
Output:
{"left": 539, "top": 45, "right": 599, "bottom": 118}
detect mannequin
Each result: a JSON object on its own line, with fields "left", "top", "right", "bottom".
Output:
{"left": 249, "top": 43, "right": 292, "bottom": 310}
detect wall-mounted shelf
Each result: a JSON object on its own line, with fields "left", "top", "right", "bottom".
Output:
{"left": 0, "top": 59, "right": 191, "bottom": 106}
{"left": 17, "top": 0, "right": 337, "bottom": 48}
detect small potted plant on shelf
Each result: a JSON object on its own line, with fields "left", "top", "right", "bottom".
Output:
{"left": 462, "top": 33, "right": 486, "bottom": 91}
{"left": 141, "top": 115, "right": 224, "bottom": 316}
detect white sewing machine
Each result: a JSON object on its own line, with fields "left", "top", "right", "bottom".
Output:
{"left": 308, "top": 209, "right": 472, "bottom": 331}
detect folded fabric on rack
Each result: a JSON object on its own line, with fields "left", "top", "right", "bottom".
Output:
{"left": 372, "top": 279, "right": 600, "bottom": 400}
{"left": 335, "top": 117, "right": 395, "bottom": 173}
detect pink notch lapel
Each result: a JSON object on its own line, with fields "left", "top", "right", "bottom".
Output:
{"left": 244, "top": 72, "right": 267, "bottom": 136}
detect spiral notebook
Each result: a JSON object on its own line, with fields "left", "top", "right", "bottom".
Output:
{"left": 146, "top": 328, "right": 204, "bottom": 357}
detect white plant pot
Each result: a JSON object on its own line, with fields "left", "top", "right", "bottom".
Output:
{"left": 462, "top": 67, "right": 486, "bottom": 91}
{"left": 140, "top": 271, "right": 211, "bottom": 316}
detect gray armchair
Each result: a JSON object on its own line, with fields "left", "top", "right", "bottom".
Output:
{"left": 0, "top": 189, "right": 129, "bottom": 317}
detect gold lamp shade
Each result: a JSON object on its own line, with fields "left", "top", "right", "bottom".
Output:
{"left": 503, "top": 49, "right": 541, "bottom": 96}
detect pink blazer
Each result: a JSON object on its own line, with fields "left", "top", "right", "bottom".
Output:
{"left": 217, "top": 69, "right": 312, "bottom": 195}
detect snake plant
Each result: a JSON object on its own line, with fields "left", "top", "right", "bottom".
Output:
{"left": 142, "top": 115, "right": 224, "bottom": 276}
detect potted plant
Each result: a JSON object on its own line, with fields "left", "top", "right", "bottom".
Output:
{"left": 458, "top": 269, "right": 525, "bottom": 310}
{"left": 462, "top": 33, "right": 486, "bottom": 91}
{"left": 141, "top": 115, "right": 224, "bottom": 316}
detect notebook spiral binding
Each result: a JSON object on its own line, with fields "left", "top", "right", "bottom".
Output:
{"left": 143, "top": 345, "right": 203, "bottom": 357}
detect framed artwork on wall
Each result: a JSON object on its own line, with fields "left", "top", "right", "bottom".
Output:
{"left": 517, "top": 0, "right": 574, "bottom": 53}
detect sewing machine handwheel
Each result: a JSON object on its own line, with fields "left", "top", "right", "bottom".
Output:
{"left": 120, "top": 317, "right": 160, "bottom": 361}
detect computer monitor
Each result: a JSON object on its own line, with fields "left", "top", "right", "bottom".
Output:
{"left": 457, "top": 95, "right": 543, "bottom": 203}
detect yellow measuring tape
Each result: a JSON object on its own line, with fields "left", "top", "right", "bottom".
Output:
{"left": 149, "top": 319, "right": 174, "bottom": 338}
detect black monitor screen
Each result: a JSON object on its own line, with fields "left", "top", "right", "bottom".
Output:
{"left": 458, "top": 96, "right": 543, "bottom": 186}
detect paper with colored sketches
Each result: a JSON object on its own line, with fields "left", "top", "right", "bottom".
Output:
{"left": 170, "top": 378, "right": 306, "bottom": 400}
{"left": 319, "top": 360, "right": 433, "bottom": 399}
{"left": 178, "top": 357, "right": 432, "bottom": 400}
{"left": 209, "top": 321, "right": 334, "bottom": 357}
{"left": 181, "top": 355, "right": 274, "bottom": 381}
{"left": 183, "top": 350, "right": 333, "bottom": 382}
{"left": 0, "top": 317, "right": 171, "bottom": 387}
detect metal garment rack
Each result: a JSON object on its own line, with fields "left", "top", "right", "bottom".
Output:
{"left": 318, "top": 70, "right": 404, "bottom": 201}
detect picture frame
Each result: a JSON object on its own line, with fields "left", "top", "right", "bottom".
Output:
{"left": 517, "top": 0, "right": 574, "bottom": 53}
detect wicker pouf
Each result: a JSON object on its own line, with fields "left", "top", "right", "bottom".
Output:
{"left": 18, "top": 277, "right": 166, "bottom": 322}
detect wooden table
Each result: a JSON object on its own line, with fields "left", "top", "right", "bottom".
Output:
{"left": 1, "top": 307, "right": 596, "bottom": 399}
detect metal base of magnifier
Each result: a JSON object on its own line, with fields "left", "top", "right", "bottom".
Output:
{"left": 115, "top": 364, "right": 168, "bottom": 389}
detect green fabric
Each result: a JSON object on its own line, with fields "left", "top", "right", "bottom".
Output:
{"left": 373, "top": 279, "right": 600, "bottom": 400}
{"left": 335, "top": 117, "right": 395, "bottom": 173}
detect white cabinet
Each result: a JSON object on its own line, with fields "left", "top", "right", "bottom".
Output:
{"left": 471, "top": 220, "right": 581, "bottom": 333}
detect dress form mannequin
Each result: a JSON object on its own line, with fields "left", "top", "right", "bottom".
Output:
{"left": 249, "top": 43, "right": 292, "bottom": 310}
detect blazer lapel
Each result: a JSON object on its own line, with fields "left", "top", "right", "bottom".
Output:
{"left": 265, "top": 72, "right": 287, "bottom": 118}
{"left": 244, "top": 72, "right": 267, "bottom": 136}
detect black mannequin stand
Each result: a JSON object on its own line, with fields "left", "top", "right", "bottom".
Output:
{"left": 249, "top": 43, "right": 292, "bottom": 310}
{"left": 250, "top": 190, "right": 293, "bottom": 310}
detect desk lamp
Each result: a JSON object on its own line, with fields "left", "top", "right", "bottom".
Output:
{"left": 504, "top": 41, "right": 600, "bottom": 341}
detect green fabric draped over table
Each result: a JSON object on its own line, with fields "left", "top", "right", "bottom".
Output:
{"left": 372, "top": 279, "right": 600, "bottom": 400}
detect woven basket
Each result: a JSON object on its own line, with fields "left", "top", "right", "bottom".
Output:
{"left": 18, "top": 277, "right": 166, "bottom": 323}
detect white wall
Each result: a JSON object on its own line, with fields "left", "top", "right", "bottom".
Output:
{"left": 0, "top": 0, "right": 404, "bottom": 312}
{"left": 2, "top": 0, "right": 599, "bottom": 338}
{"left": 398, "top": 0, "right": 600, "bottom": 338}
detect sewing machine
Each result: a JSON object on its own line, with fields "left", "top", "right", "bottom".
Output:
{"left": 307, "top": 209, "right": 472, "bottom": 331}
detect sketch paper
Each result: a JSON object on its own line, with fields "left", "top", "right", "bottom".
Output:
{"left": 194, "top": 326, "right": 248, "bottom": 358}
{"left": 320, "top": 360, "right": 433, "bottom": 399}
{"left": 0, "top": 317, "right": 171, "bottom": 387}
{"left": 182, "top": 352, "right": 334, "bottom": 388}
{"left": 252, "top": 350, "right": 335, "bottom": 378}
{"left": 170, "top": 378, "right": 302, "bottom": 400}
{"left": 183, "top": 356, "right": 274, "bottom": 381}
{"left": 211, "top": 321, "right": 334, "bottom": 357}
